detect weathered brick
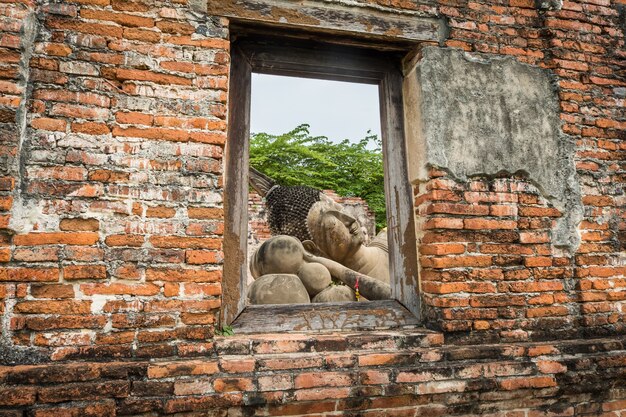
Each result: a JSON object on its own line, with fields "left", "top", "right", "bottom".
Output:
{"left": 14, "top": 233, "right": 99, "bottom": 246}
{"left": 31, "top": 284, "right": 75, "bottom": 299}
{"left": 59, "top": 218, "right": 99, "bottom": 231}
{"left": 63, "top": 265, "right": 107, "bottom": 280}
{"left": 31, "top": 117, "right": 67, "bottom": 131}
{"left": 14, "top": 300, "right": 91, "bottom": 314}
{"left": 0, "top": 268, "right": 59, "bottom": 282}
{"left": 148, "top": 360, "right": 219, "bottom": 378}
{"left": 0, "top": 386, "right": 37, "bottom": 406}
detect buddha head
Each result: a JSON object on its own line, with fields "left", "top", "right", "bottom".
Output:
{"left": 304, "top": 195, "right": 365, "bottom": 263}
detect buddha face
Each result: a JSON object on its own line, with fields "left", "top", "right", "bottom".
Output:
{"left": 306, "top": 195, "right": 365, "bottom": 262}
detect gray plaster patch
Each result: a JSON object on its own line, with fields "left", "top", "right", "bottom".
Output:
{"left": 407, "top": 47, "right": 582, "bottom": 251}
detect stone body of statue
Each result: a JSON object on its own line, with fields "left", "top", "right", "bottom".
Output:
{"left": 304, "top": 194, "right": 390, "bottom": 284}
{"left": 247, "top": 167, "right": 391, "bottom": 304}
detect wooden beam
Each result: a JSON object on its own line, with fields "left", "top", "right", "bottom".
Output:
{"left": 221, "top": 45, "right": 252, "bottom": 326}
{"left": 208, "top": 0, "right": 446, "bottom": 44}
{"left": 237, "top": 37, "right": 394, "bottom": 83}
{"left": 380, "top": 68, "right": 421, "bottom": 321}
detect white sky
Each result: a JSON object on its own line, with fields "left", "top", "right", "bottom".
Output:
{"left": 250, "top": 73, "right": 382, "bottom": 144}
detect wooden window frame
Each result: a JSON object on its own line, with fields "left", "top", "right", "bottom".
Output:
{"left": 222, "top": 31, "right": 421, "bottom": 331}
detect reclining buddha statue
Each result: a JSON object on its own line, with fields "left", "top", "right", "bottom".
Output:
{"left": 248, "top": 167, "right": 391, "bottom": 304}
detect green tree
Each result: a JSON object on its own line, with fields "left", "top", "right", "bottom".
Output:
{"left": 250, "top": 124, "right": 386, "bottom": 230}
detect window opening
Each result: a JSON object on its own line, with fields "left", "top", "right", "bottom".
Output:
{"left": 247, "top": 74, "right": 387, "bottom": 304}
{"left": 222, "top": 34, "right": 420, "bottom": 330}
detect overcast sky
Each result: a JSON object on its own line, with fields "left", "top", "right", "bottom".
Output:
{"left": 250, "top": 73, "right": 382, "bottom": 144}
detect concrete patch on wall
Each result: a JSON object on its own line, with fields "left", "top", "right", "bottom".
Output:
{"left": 405, "top": 47, "right": 582, "bottom": 251}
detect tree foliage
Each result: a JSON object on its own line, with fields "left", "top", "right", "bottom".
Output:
{"left": 250, "top": 124, "right": 386, "bottom": 230}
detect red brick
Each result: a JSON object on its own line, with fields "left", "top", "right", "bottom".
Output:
{"left": 519, "top": 232, "right": 550, "bottom": 244}
{"left": 185, "top": 250, "right": 222, "bottom": 265}
{"left": 603, "top": 399, "right": 626, "bottom": 412}
{"left": 173, "top": 378, "right": 213, "bottom": 396}
{"left": 28, "top": 166, "right": 87, "bottom": 181}
{"left": 423, "top": 217, "right": 464, "bottom": 230}
{"left": 150, "top": 236, "right": 221, "bottom": 249}
{"left": 50, "top": 103, "right": 109, "bottom": 120}
{"left": 464, "top": 219, "right": 517, "bottom": 230}
{"left": 160, "top": 61, "right": 227, "bottom": 76}
{"left": 526, "top": 306, "right": 569, "bottom": 318}
{"left": 187, "top": 207, "right": 223, "bottom": 219}
{"left": 64, "top": 247, "right": 104, "bottom": 262}
{"left": 80, "top": 8, "right": 154, "bottom": 27}
{"left": 0, "top": 196, "right": 13, "bottom": 211}
{"left": 535, "top": 360, "right": 567, "bottom": 374}
{"left": 112, "top": 126, "right": 188, "bottom": 142}
{"left": 148, "top": 361, "right": 219, "bottom": 378}
{"left": 519, "top": 207, "right": 561, "bottom": 217}
{"left": 39, "top": 43, "right": 72, "bottom": 56}
{"left": 34, "top": 89, "right": 110, "bottom": 107}
{"left": 294, "top": 372, "right": 353, "bottom": 389}
{"left": 34, "top": 331, "right": 92, "bottom": 347}
{"left": 421, "top": 255, "right": 492, "bottom": 269}
{"left": 507, "top": 281, "right": 564, "bottom": 292}
{"left": 0, "top": 177, "right": 15, "bottom": 191}
{"left": 146, "top": 268, "right": 220, "bottom": 282}
{"left": 500, "top": 376, "right": 556, "bottom": 390}
{"left": 156, "top": 20, "right": 195, "bottom": 35}
{"left": 426, "top": 203, "right": 489, "bottom": 216}
{"left": 71, "top": 122, "right": 110, "bottom": 135}
{"left": 0, "top": 248, "right": 10, "bottom": 263}
{"left": 37, "top": 381, "right": 129, "bottom": 403}
{"left": 154, "top": 116, "right": 226, "bottom": 131}
{"left": 582, "top": 195, "right": 614, "bottom": 207}
{"left": 110, "top": 68, "right": 191, "bottom": 86}
{"left": 112, "top": 0, "right": 150, "bottom": 12}
{"left": 30, "top": 400, "right": 116, "bottom": 417}
{"left": 259, "top": 356, "right": 323, "bottom": 371}
{"left": 422, "top": 281, "right": 496, "bottom": 294}
{"left": 528, "top": 294, "right": 555, "bottom": 305}
{"left": 115, "top": 111, "right": 153, "bottom": 125}
{"left": 360, "top": 370, "right": 391, "bottom": 385}
{"left": 59, "top": 218, "right": 99, "bottom": 231}
{"left": 14, "top": 300, "right": 91, "bottom": 314}
{"left": 257, "top": 374, "right": 292, "bottom": 391}
{"left": 163, "top": 283, "right": 179, "bottom": 297}
{"left": 527, "top": 345, "right": 559, "bottom": 357}
{"left": 0, "top": 268, "right": 59, "bottom": 282}
{"left": 294, "top": 387, "right": 351, "bottom": 401}
{"left": 31, "top": 284, "right": 75, "bottom": 299}
{"left": 31, "top": 117, "right": 66, "bottom": 131}
{"left": 212, "top": 377, "right": 254, "bottom": 392}
{"left": 63, "top": 265, "right": 106, "bottom": 280}
{"left": 180, "top": 312, "right": 214, "bottom": 325}
{"left": 12, "top": 247, "right": 59, "bottom": 262}
{"left": 88, "top": 169, "right": 130, "bottom": 183}
{"left": 219, "top": 358, "right": 255, "bottom": 373}
{"left": 0, "top": 386, "right": 37, "bottom": 406}
{"left": 105, "top": 234, "right": 144, "bottom": 247}
{"left": 524, "top": 256, "right": 553, "bottom": 267}
{"left": 146, "top": 206, "right": 176, "bottom": 218}
{"left": 23, "top": 315, "right": 106, "bottom": 330}
{"left": 81, "top": 283, "right": 159, "bottom": 296}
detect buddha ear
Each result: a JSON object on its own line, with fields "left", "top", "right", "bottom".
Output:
{"left": 302, "top": 240, "right": 323, "bottom": 256}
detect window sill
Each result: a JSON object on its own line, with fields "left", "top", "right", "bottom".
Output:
{"left": 230, "top": 300, "right": 421, "bottom": 334}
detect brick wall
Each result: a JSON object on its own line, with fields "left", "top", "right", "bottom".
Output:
{"left": 418, "top": 0, "right": 626, "bottom": 341}
{"left": 0, "top": 0, "right": 624, "bottom": 415}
